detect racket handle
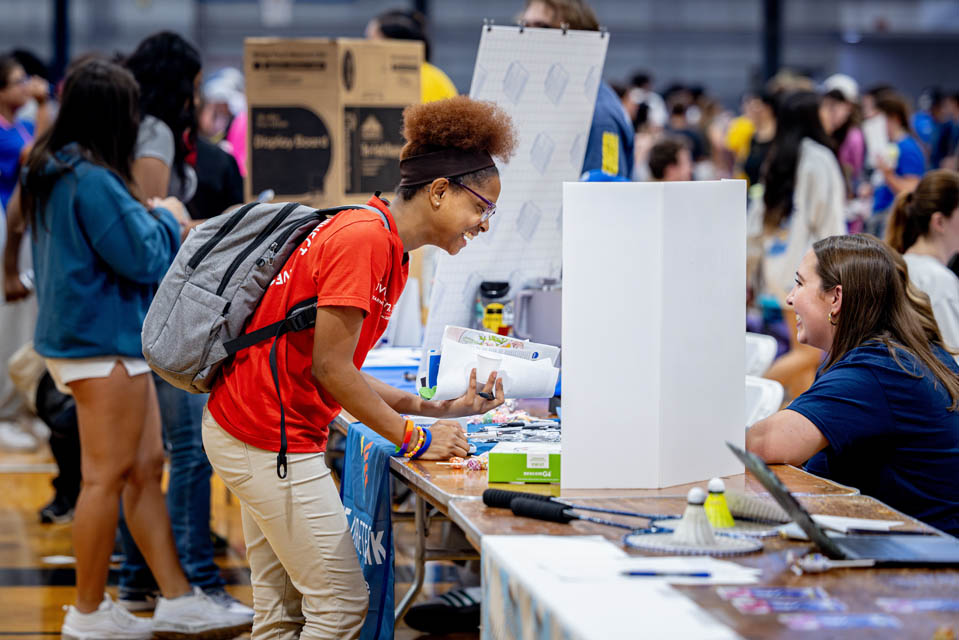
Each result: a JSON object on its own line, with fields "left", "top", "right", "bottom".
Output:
{"left": 511, "top": 497, "right": 574, "bottom": 524}
{"left": 482, "top": 488, "right": 551, "bottom": 509}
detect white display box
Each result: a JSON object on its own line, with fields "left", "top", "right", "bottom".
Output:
{"left": 561, "top": 181, "right": 746, "bottom": 489}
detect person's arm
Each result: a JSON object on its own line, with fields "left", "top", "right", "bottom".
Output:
{"left": 746, "top": 408, "right": 829, "bottom": 465}
{"left": 2, "top": 185, "right": 30, "bottom": 302}
{"left": 132, "top": 118, "right": 175, "bottom": 200}
{"left": 76, "top": 172, "right": 183, "bottom": 283}
{"left": 133, "top": 156, "right": 171, "bottom": 200}
{"left": 879, "top": 142, "right": 924, "bottom": 195}
{"left": 753, "top": 360, "right": 890, "bottom": 467}
{"left": 312, "top": 305, "right": 468, "bottom": 460}
{"left": 28, "top": 78, "right": 52, "bottom": 137}
{"left": 361, "top": 368, "right": 505, "bottom": 418}
{"left": 881, "top": 170, "right": 920, "bottom": 196}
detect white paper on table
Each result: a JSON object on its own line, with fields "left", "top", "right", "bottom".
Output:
{"left": 483, "top": 535, "right": 742, "bottom": 640}
{"left": 431, "top": 337, "right": 559, "bottom": 401}
{"left": 778, "top": 515, "right": 906, "bottom": 540}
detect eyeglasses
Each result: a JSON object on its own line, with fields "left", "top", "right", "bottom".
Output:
{"left": 4, "top": 74, "right": 29, "bottom": 88}
{"left": 450, "top": 179, "right": 497, "bottom": 223}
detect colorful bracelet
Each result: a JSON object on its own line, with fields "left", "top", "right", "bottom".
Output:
{"left": 411, "top": 427, "right": 432, "bottom": 460}
{"left": 405, "top": 426, "right": 426, "bottom": 459}
{"left": 395, "top": 419, "right": 415, "bottom": 456}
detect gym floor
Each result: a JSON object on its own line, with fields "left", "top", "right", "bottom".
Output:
{"left": 0, "top": 443, "right": 478, "bottom": 639}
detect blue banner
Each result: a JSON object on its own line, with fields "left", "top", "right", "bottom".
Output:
{"left": 341, "top": 422, "right": 395, "bottom": 640}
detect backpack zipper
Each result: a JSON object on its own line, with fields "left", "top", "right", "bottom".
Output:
{"left": 215, "top": 202, "right": 302, "bottom": 296}
{"left": 256, "top": 213, "right": 330, "bottom": 267}
{"left": 187, "top": 202, "right": 258, "bottom": 270}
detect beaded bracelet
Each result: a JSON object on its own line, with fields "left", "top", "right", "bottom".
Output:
{"left": 395, "top": 420, "right": 416, "bottom": 456}
{"left": 410, "top": 427, "right": 432, "bottom": 460}
{"left": 405, "top": 426, "right": 426, "bottom": 458}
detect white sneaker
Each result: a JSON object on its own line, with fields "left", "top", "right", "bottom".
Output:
{"left": 61, "top": 594, "right": 153, "bottom": 640}
{"left": 27, "top": 415, "right": 51, "bottom": 441}
{"left": 205, "top": 588, "right": 254, "bottom": 618}
{"left": 152, "top": 586, "right": 253, "bottom": 639}
{"left": 0, "top": 420, "right": 38, "bottom": 452}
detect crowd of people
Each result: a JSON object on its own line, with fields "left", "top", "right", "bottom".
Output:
{"left": 0, "top": 0, "right": 957, "bottom": 638}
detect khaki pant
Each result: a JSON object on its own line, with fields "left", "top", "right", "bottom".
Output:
{"left": 201, "top": 408, "right": 368, "bottom": 639}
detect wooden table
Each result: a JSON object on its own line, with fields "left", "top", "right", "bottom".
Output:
{"left": 333, "top": 417, "right": 870, "bottom": 627}
{"left": 450, "top": 494, "right": 959, "bottom": 639}
{"left": 392, "top": 458, "right": 858, "bottom": 507}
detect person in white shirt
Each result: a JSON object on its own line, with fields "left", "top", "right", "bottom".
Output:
{"left": 747, "top": 90, "right": 847, "bottom": 398}
{"left": 886, "top": 170, "right": 959, "bottom": 355}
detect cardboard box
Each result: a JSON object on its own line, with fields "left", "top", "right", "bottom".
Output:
{"left": 488, "top": 442, "right": 561, "bottom": 484}
{"left": 244, "top": 38, "right": 422, "bottom": 207}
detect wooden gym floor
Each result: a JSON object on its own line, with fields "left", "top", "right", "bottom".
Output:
{"left": 0, "top": 442, "right": 478, "bottom": 639}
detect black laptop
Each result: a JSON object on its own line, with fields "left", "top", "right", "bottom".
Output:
{"left": 726, "top": 442, "right": 959, "bottom": 566}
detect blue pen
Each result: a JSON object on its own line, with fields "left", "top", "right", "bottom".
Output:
{"left": 621, "top": 571, "right": 712, "bottom": 578}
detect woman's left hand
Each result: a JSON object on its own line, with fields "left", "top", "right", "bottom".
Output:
{"left": 427, "top": 368, "right": 505, "bottom": 418}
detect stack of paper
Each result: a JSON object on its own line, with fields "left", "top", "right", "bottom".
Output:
{"left": 482, "top": 535, "right": 744, "bottom": 640}
{"left": 432, "top": 326, "right": 560, "bottom": 401}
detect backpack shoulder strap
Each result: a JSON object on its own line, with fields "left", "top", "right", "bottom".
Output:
{"left": 317, "top": 203, "right": 391, "bottom": 232}
{"left": 222, "top": 204, "right": 391, "bottom": 357}
{"left": 223, "top": 296, "right": 317, "bottom": 355}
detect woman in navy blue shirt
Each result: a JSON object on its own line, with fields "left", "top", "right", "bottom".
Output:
{"left": 747, "top": 234, "right": 959, "bottom": 537}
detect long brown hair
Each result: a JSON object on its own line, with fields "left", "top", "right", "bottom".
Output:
{"left": 886, "top": 169, "right": 959, "bottom": 253}
{"left": 21, "top": 59, "right": 141, "bottom": 226}
{"left": 814, "top": 234, "right": 959, "bottom": 409}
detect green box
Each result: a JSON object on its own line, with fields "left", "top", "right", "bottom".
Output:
{"left": 487, "top": 442, "right": 561, "bottom": 484}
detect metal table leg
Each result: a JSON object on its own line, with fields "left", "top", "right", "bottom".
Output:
{"left": 393, "top": 493, "right": 481, "bottom": 622}
{"left": 395, "top": 493, "right": 427, "bottom": 620}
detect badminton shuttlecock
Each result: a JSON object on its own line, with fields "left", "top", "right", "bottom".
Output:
{"left": 670, "top": 487, "right": 717, "bottom": 546}
{"left": 704, "top": 477, "right": 735, "bottom": 528}
{"left": 725, "top": 489, "right": 789, "bottom": 523}
{"left": 625, "top": 486, "right": 765, "bottom": 555}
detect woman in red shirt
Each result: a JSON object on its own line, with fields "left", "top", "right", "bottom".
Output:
{"left": 202, "top": 96, "right": 516, "bottom": 638}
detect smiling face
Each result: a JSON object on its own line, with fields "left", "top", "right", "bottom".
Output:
{"left": 427, "top": 174, "right": 502, "bottom": 255}
{"left": 785, "top": 249, "right": 841, "bottom": 351}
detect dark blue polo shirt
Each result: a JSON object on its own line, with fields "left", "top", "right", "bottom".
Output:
{"left": 792, "top": 342, "right": 959, "bottom": 537}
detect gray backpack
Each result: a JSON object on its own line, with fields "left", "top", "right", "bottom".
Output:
{"left": 142, "top": 201, "right": 389, "bottom": 476}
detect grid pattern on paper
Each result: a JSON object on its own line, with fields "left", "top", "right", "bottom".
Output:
{"left": 423, "top": 25, "right": 609, "bottom": 351}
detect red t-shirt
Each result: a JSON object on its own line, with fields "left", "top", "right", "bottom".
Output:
{"left": 207, "top": 196, "right": 408, "bottom": 453}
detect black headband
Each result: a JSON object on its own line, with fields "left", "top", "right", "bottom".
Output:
{"left": 398, "top": 148, "right": 495, "bottom": 188}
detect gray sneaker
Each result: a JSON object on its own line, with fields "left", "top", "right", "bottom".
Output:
{"left": 61, "top": 594, "right": 153, "bottom": 640}
{"left": 204, "top": 588, "right": 254, "bottom": 619}
{"left": 152, "top": 586, "right": 253, "bottom": 639}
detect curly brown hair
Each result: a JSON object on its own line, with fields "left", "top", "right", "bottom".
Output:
{"left": 400, "top": 96, "right": 517, "bottom": 162}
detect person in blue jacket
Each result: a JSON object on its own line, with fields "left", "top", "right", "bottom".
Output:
{"left": 747, "top": 234, "right": 959, "bottom": 537}
{"left": 20, "top": 59, "right": 249, "bottom": 640}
